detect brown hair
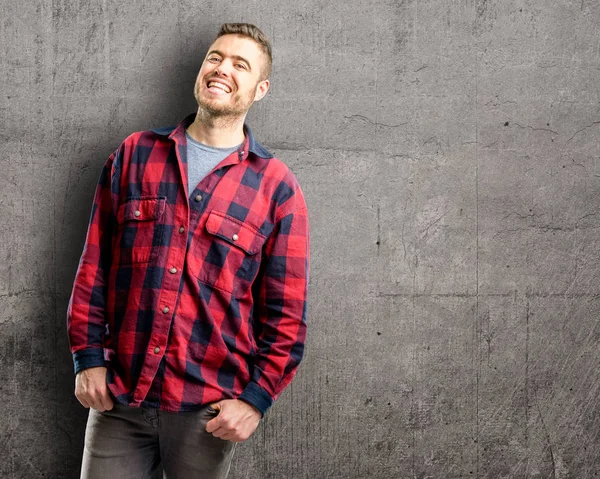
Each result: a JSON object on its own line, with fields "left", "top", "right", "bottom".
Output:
{"left": 216, "top": 23, "right": 272, "bottom": 80}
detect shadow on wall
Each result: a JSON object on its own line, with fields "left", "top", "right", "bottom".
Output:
{"left": 52, "top": 30, "right": 216, "bottom": 478}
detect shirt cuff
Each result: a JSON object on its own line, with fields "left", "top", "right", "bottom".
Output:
{"left": 237, "top": 381, "right": 273, "bottom": 418}
{"left": 73, "top": 348, "right": 106, "bottom": 375}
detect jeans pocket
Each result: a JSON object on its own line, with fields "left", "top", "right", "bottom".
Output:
{"left": 206, "top": 405, "right": 219, "bottom": 417}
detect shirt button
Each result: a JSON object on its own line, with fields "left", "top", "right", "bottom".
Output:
{"left": 134, "top": 210, "right": 141, "bottom": 217}
{"left": 179, "top": 226, "right": 185, "bottom": 233}
{"left": 232, "top": 233, "right": 239, "bottom": 241}
{"left": 195, "top": 194, "right": 202, "bottom": 202}
{"left": 154, "top": 346, "right": 160, "bottom": 354}
{"left": 162, "top": 306, "right": 169, "bottom": 313}
{"left": 169, "top": 267, "right": 177, "bottom": 274}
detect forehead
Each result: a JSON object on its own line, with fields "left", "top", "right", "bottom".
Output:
{"left": 206, "top": 34, "right": 265, "bottom": 64}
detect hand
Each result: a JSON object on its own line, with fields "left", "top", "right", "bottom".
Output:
{"left": 75, "top": 366, "right": 114, "bottom": 412}
{"left": 205, "top": 399, "right": 262, "bottom": 442}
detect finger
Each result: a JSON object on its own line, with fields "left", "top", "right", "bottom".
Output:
{"left": 100, "top": 390, "right": 114, "bottom": 411}
{"left": 206, "top": 418, "right": 218, "bottom": 433}
{"left": 88, "top": 397, "right": 103, "bottom": 411}
{"left": 87, "top": 391, "right": 107, "bottom": 411}
{"left": 77, "top": 394, "right": 90, "bottom": 409}
{"left": 208, "top": 425, "right": 227, "bottom": 438}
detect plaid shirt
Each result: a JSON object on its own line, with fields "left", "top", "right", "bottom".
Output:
{"left": 66, "top": 113, "right": 310, "bottom": 417}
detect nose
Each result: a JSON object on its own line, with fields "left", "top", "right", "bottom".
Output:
{"left": 214, "top": 59, "right": 234, "bottom": 76}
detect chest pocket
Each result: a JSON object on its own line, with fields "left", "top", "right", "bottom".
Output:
{"left": 197, "top": 210, "right": 266, "bottom": 299}
{"left": 116, "top": 196, "right": 167, "bottom": 265}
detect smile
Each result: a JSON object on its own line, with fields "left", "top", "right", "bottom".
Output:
{"left": 207, "top": 81, "right": 232, "bottom": 94}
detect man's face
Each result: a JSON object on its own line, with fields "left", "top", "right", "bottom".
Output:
{"left": 194, "top": 34, "right": 269, "bottom": 118}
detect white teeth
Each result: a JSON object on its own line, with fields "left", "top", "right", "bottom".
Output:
{"left": 207, "top": 82, "right": 231, "bottom": 93}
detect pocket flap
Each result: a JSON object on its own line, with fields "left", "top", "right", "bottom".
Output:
{"left": 205, "top": 211, "right": 265, "bottom": 255}
{"left": 117, "top": 196, "right": 166, "bottom": 223}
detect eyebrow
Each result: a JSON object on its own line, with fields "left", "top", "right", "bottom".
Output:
{"left": 206, "top": 50, "right": 252, "bottom": 70}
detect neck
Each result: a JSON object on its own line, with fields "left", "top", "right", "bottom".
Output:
{"left": 186, "top": 107, "right": 247, "bottom": 147}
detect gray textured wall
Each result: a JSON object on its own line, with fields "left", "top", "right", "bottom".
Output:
{"left": 2, "top": 0, "right": 600, "bottom": 478}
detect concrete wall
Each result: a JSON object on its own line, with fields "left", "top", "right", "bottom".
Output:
{"left": 2, "top": 0, "right": 600, "bottom": 477}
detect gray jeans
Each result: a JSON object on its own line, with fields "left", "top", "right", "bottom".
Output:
{"left": 80, "top": 402, "right": 237, "bottom": 479}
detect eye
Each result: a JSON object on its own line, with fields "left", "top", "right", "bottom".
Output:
{"left": 207, "top": 56, "right": 221, "bottom": 63}
{"left": 236, "top": 63, "right": 249, "bottom": 70}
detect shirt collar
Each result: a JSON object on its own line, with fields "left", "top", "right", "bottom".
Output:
{"left": 150, "top": 112, "right": 274, "bottom": 159}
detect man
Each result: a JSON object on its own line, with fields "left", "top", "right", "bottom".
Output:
{"left": 66, "top": 23, "right": 310, "bottom": 478}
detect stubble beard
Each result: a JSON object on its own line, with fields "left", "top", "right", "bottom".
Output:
{"left": 194, "top": 80, "right": 257, "bottom": 127}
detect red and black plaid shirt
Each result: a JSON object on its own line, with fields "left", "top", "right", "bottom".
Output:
{"left": 66, "top": 112, "right": 310, "bottom": 417}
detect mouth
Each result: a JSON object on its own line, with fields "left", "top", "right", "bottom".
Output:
{"left": 206, "top": 79, "right": 232, "bottom": 95}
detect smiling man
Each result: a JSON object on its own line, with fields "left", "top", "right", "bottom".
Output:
{"left": 67, "top": 23, "right": 310, "bottom": 478}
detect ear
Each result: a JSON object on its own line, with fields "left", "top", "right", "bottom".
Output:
{"left": 254, "top": 79, "right": 270, "bottom": 102}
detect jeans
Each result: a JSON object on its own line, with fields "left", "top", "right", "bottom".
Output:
{"left": 80, "top": 402, "right": 237, "bottom": 478}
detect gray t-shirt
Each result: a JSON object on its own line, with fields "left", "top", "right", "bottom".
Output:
{"left": 185, "top": 131, "right": 242, "bottom": 196}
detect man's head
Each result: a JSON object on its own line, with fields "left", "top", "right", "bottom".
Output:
{"left": 193, "top": 23, "right": 272, "bottom": 120}
{"left": 215, "top": 23, "right": 272, "bottom": 81}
